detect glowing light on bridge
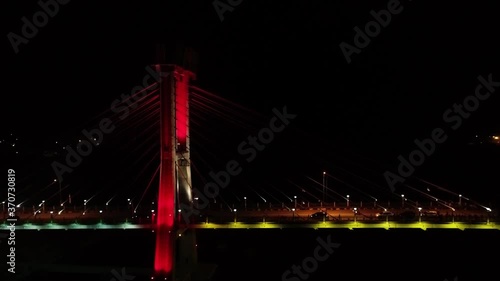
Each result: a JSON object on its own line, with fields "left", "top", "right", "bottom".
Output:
{"left": 2, "top": 221, "right": 499, "bottom": 231}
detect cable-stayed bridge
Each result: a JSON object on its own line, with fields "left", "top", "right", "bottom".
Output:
{"left": 2, "top": 54, "right": 498, "bottom": 281}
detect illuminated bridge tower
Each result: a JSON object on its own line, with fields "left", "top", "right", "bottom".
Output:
{"left": 153, "top": 63, "right": 197, "bottom": 280}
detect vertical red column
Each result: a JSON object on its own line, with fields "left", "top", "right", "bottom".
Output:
{"left": 154, "top": 64, "right": 176, "bottom": 278}
{"left": 176, "top": 71, "right": 188, "bottom": 152}
{"left": 153, "top": 64, "right": 195, "bottom": 279}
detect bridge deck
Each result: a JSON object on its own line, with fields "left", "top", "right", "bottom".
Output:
{"left": 2, "top": 221, "right": 499, "bottom": 231}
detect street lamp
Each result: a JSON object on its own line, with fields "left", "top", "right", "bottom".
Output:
{"left": 458, "top": 194, "right": 462, "bottom": 206}
{"left": 84, "top": 199, "right": 87, "bottom": 212}
{"left": 374, "top": 198, "right": 377, "bottom": 208}
{"left": 244, "top": 197, "right": 247, "bottom": 210}
{"left": 401, "top": 194, "right": 405, "bottom": 208}
{"left": 292, "top": 208, "right": 295, "bottom": 221}
{"left": 353, "top": 207, "right": 357, "bottom": 222}
{"left": 294, "top": 196, "right": 297, "bottom": 209}
{"left": 418, "top": 207, "right": 422, "bottom": 222}
{"left": 53, "top": 178, "right": 62, "bottom": 205}
{"left": 233, "top": 209, "right": 237, "bottom": 223}
{"left": 128, "top": 198, "right": 133, "bottom": 210}
{"left": 39, "top": 200, "right": 45, "bottom": 213}
{"left": 322, "top": 171, "right": 326, "bottom": 204}
{"left": 346, "top": 195, "right": 349, "bottom": 207}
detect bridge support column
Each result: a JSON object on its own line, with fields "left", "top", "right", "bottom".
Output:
{"left": 153, "top": 64, "right": 196, "bottom": 280}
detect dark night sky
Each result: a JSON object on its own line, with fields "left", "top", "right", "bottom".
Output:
{"left": 2, "top": 1, "right": 500, "bottom": 208}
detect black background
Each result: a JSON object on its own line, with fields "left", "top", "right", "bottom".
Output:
{"left": 2, "top": 0, "right": 500, "bottom": 213}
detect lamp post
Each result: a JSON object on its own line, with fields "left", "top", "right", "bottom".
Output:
{"left": 401, "top": 194, "right": 405, "bottom": 208}
{"left": 233, "top": 209, "right": 237, "bottom": 223}
{"left": 346, "top": 195, "right": 349, "bottom": 207}
{"left": 374, "top": 198, "right": 377, "bottom": 208}
{"left": 54, "top": 178, "right": 61, "bottom": 205}
{"left": 292, "top": 208, "right": 295, "bottom": 221}
{"left": 39, "top": 200, "right": 45, "bottom": 213}
{"left": 127, "top": 198, "right": 131, "bottom": 210}
{"left": 353, "top": 207, "right": 357, "bottom": 223}
{"left": 83, "top": 200, "right": 87, "bottom": 213}
{"left": 322, "top": 171, "right": 326, "bottom": 204}
{"left": 294, "top": 196, "right": 297, "bottom": 209}
{"left": 458, "top": 194, "right": 462, "bottom": 206}
{"left": 244, "top": 197, "right": 247, "bottom": 210}
{"left": 418, "top": 207, "right": 422, "bottom": 222}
